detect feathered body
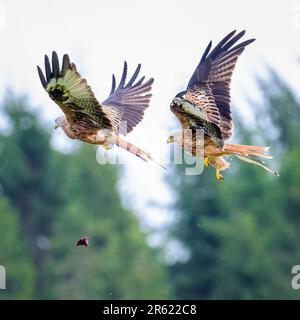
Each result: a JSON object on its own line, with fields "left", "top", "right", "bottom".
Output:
{"left": 169, "top": 30, "right": 278, "bottom": 180}
{"left": 38, "top": 52, "right": 163, "bottom": 166}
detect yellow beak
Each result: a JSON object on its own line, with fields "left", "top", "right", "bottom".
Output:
{"left": 54, "top": 124, "right": 59, "bottom": 129}
{"left": 167, "top": 136, "right": 174, "bottom": 144}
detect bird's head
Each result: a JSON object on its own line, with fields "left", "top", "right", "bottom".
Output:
{"left": 54, "top": 116, "right": 65, "bottom": 129}
{"left": 167, "top": 131, "right": 182, "bottom": 144}
{"left": 167, "top": 136, "right": 175, "bottom": 143}
{"left": 167, "top": 135, "right": 175, "bottom": 144}
{"left": 170, "top": 91, "right": 186, "bottom": 108}
{"left": 171, "top": 96, "right": 183, "bottom": 108}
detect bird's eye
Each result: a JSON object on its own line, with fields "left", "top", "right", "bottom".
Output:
{"left": 173, "top": 97, "right": 182, "bottom": 105}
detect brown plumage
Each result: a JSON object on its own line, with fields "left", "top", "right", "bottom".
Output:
{"left": 168, "top": 30, "right": 278, "bottom": 180}
{"left": 37, "top": 52, "right": 163, "bottom": 167}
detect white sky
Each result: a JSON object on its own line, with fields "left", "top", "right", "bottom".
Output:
{"left": 1, "top": 0, "right": 300, "bottom": 240}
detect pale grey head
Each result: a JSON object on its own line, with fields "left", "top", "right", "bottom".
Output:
{"left": 54, "top": 115, "right": 66, "bottom": 129}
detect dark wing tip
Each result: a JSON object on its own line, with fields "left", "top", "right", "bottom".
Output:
{"left": 62, "top": 54, "right": 70, "bottom": 74}
{"left": 208, "top": 30, "right": 238, "bottom": 59}
{"left": 125, "top": 63, "right": 141, "bottom": 88}
{"left": 228, "top": 29, "right": 237, "bottom": 37}
{"left": 116, "top": 61, "right": 128, "bottom": 90}
{"left": 70, "top": 62, "right": 77, "bottom": 72}
{"left": 228, "top": 37, "right": 256, "bottom": 53}
{"left": 52, "top": 50, "right": 58, "bottom": 59}
{"left": 52, "top": 51, "right": 60, "bottom": 78}
{"left": 37, "top": 65, "right": 47, "bottom": 88}
{"left": 221, "top": 29, "right": 237, "bottom": 44}
{"left": 200, "top": 40, "right": 213, "bottom": 64}
{"left": 242, "top": 38, "right": 256, "bottom": 48}
{"left": 123, "top": 61, "right": 128, "bottom": 77}
{"left": 110, "top": 74, "right": 116, "bottom": 95}
{"left": 247, "top": 38, "right": 256, "bottom": 44}
{"left": 132, "top": 75, "right": 145, "bottom": 88}
{"left": 44, "top": 54, "right": 51, "bottom": 81}
{"left": 148, "top": 77, "right": 154, "bottom": 86}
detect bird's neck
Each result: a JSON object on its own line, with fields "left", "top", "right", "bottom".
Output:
{"left": 61, "top": 120, "right": 76, "bottom": 139}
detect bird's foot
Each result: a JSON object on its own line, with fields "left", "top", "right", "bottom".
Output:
{"left": 204, "top": 157, "right": 210, "bottom": 167}
{"left": 216, "top": 169, "right": 224, "bottom": 181}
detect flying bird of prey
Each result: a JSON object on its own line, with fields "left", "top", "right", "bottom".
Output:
{"left": 167, "top": 30, "right": 278, "bottom": 180}
{"left": 37, "top": 52, "right": 163, "bottom": 167}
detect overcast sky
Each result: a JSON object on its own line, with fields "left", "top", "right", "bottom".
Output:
{"left": 1, "top": 0, "right": 300, "bottom": 241}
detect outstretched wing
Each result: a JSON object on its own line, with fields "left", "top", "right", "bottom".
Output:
{"left": 186, "top": 30, "right": 255, "bottom": 140}
{"left": 102, "top": 62, "right": 154, "bottom": 135}
{"left": 37, "top": 52, "right": 113, "bottom": 130}
{"left": 170, "top": 91, "right": 224, "bottom": 148}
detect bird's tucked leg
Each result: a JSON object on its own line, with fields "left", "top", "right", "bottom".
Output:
{"left": 215, "top": 169, "right": 224, "bottom": 181}
{"left": 96, "top": 130, "right": 114, "bottom": 150}
{"left": 208, "top": 157, "right": 229, "bottom": 181}
{"left": 204, "top": 157, "right": 210, "bottom": 167}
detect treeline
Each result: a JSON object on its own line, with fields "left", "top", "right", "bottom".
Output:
{"left": 0, "top": 93, "right": 170, "bottom": 299}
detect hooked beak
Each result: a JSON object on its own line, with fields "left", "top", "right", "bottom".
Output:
{"left": 167, "top": 136, "right": 174, "bottom": 144}
{"left": 54, "top": 124, "right": 59, "bottom": 129}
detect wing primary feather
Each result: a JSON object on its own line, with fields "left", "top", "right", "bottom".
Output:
{"left": 222, "top": 30, "right": 246, "bottom": 51}
{"left": 62, "top": 54, "right": 70, "bottom": 75}
{"left": 184, "top": 30, "right": 255, "bottom": 142}
{"left": 116, "top": 61, "right": 128, "bottom": 90}
{"left": 125, "top": 63, "right": 141, "bottom": 88}
{"left": 227, "top": 38, "right": 256, "bottom": 54}
{"left": 131, "top": 76, "right": 145, "bottom": 88}
{"left": 200, "top": 41, "right": 212, "bottom": 64}
{"left": 110, "top": 74, "right": 116, "bottom": 95}
{"left": 70, "top": 63, "right": 77, "bottom": 72}
{"left": 37, "top": 66, "right": 47, "bottom": 88}
{"left": 143, "top": 77, "right": 154, "bottom": 87}
{"left": 208, "top": 30, "right": 236, "bottom": 59}
{"left": 52, "top": 51, "right": 60, "bottom": 78}
{"left": 44, "top": 55, "right": 51, "bottom": 81}
{"left": 127, "top": 78, "right": 153, "bottom": 94}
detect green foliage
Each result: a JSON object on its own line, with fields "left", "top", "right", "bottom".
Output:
{"left": 47, "top": 146, "right": 169, "bottom": 299}
{"left": 0, "top": 197, "right": 35, "bottom": 299}
{"left": 0, "top": 93, "right": 169, "bottom": 299}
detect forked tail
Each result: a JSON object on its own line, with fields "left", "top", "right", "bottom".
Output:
{"left": 112, "top": 135, "right": 166, "bottom": 170}
{"left": 224, "top": 143, "right": 279, "bottom": 176}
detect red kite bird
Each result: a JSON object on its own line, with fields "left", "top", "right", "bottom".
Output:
{"left": 168, "top": 30, "right": 278, "bottom": 180}
{"left": 37, "top": 52, "right": 163, "bottom": 167}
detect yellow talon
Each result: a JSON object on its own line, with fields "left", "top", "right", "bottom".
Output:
{"left": 216, "top": 170, "right": 224, "bottom": 181}
{"left": 204, "top": 157, "right": 210, "bottom": 167}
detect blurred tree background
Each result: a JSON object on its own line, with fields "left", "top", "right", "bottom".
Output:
{"left": 0, "top": 93, "right": 170, "bottom": 299}
{"left": 1, "top": 68, "right": 300, "bottom": 299}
